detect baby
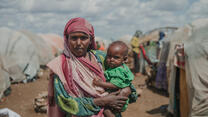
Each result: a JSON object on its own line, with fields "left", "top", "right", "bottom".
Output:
{"left": 93, "top": 41, "right": 134, "bottom": 117}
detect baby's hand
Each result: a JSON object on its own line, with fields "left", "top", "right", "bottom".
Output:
{"left": 93, "top": 78, "right": 102, "bottom": 86}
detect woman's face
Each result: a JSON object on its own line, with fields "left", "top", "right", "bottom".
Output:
{"left": 68, "top": 32, "right": 91, "bottom": 57}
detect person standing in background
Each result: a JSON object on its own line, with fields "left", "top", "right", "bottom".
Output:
{"left": 130, "top": 30, "right": 143, "bottom": 76}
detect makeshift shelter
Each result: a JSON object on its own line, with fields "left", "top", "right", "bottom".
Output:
{"left": 137, "top": 27, "right": 177, "bottom": 75}
{"left": 0, "top": 27, "right": 40, "bottom": 83}
{"left": 0, "top": 57, "right": 10, "bottom": 99}
{"left": 20, "top": 30, "right": 54, "bottom": 65}
{"left": 39, "top": 34, "right": 64, "bottom": 56}
{"left": 143, "top": 27, "right": 177, "bottom": 63}
{"left": 167, "top": 18, "right": 208, "bottom": 117}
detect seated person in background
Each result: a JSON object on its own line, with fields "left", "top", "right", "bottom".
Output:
{"left": 93, "top": 41, "right": 134, "bottom": 117}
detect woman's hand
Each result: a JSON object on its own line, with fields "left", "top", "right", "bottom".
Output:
{"left": 93, "top": 90, "right": 128, "bottom": 112}
{"left": 119, "top": 87, "right": 131, "bottom": 97}
{"left": 93, "top": 78, "right": 103, "bottom": 86}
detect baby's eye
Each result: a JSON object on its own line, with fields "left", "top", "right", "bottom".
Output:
{"left": 113, "top": 56, "right": 120, "bottom": 59}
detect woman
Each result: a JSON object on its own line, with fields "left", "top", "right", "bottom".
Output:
{"left": 47, "top": 17, "right": 137, "bottom": 117}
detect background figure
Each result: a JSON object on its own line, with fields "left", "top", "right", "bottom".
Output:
{"left": 139, "top": 44, "right": 145, "bottom": 74}
{"left": 155, "top": 32, "right": 169, "bottom": 90}
{"left": 130, "top": 30, "right": 143, "bottom": 76}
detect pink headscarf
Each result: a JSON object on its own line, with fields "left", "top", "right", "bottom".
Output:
{"left": 63, "top": 17, "right": 96, "bottom": 57}
{"left": 62, "top": 17, "right": 106, "bottom": 89}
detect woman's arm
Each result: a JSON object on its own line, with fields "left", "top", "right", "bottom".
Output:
{"left": 53, "top": 75, "right": 128, "bottom": 116}
{"left": 54, "top": 76, "right": 101, "bottom": 116}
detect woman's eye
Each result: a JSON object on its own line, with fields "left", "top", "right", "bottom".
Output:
{"left": 70, "top": 36, "right": 89, "bottom": 40}
{"left": 70, "top": 36, "right": 78, "bottom": 40}
{"left": 80, "top": 36, "right": 89, "bottom": 40}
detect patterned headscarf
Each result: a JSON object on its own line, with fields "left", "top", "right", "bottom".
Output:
{"left": 63, "top": 17, "right": 96, "bottom": 57}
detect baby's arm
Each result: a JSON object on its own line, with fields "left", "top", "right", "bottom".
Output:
{"left": 93, "top": 79, "right": 119, "bottom": 89}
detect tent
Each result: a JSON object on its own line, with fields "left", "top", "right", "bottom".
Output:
{"left": 20, "top": 30, "right": 54, "bottom": 65}
{"left": 39, "top": 34, "right": 64, "bottom": 56}
{"left": 0, "top": 27, "right": 40, "bottom": 83}
{"left": 0, "top": 57, "right": 10, "bottom": 99}
{"left": 167, "top": 18, "right": 208, "bottom": 117}
{"left": 136, "top": 27, "right": 177, "bottom": 75}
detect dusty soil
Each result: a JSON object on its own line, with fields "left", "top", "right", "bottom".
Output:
{"left": 0, "top": 70, "right": 168, "bottom": 117}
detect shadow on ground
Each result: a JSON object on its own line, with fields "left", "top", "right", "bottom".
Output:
{"left": 147, "top": 86, "right": 169, "bottom": 97}
{"left": 146, "top": 104, "right": 168, "bottom": 116}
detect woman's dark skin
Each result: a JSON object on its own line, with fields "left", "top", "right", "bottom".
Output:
{"left": 67, "top": 32, "right": 131, "bottom": 111}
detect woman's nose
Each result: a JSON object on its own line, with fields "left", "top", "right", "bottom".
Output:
{"left": 76, "top": 38, "right": 81, "bottom": 45}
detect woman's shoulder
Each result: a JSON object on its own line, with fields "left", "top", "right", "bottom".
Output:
{"left": 91, "top": 50, "right": 106, "bottom": 58}
{"left": 47, "top": 56, "right": 62, "bottom": 68}
{"left": 91, "top": 50, "right": 106, "bottom": 68}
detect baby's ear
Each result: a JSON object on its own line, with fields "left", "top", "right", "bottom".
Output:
{"left": 123, "top": 56, "right": 128, "bottom": 63}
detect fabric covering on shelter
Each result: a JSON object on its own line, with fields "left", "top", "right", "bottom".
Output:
{"left": 0, "top": 27, "right": 40, "bottom": 83}
{"left": 167, "top": 18, "right": 208, "bottom": 116}
{"left": 184, "top": 20, "right": 208, "bottom": 116}
{"left": 167, "top": 24, "right": 193, "bottom": 114}
{"left": 39, "top": 34, "right": 64, "bottom": 56}
{"left": 0, "top": 57, "right": 10, "bottom": 99}
{"left": 20, "top": 30, "right": 54, "bottom": 65}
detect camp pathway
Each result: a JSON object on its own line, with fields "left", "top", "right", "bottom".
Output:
{"left": 0, "top": 70, "right": 168, "bottom": 117}
{"left": 123, "top": 75, "right": 169, "bottom": 117}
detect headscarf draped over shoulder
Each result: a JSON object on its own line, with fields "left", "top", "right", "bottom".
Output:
{"left": 47, "top": 17, "right": 106, "bottom": 117}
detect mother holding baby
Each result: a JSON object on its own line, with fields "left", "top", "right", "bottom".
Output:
{"left": 47, "top": 17, "right": 137, "bottom": 117}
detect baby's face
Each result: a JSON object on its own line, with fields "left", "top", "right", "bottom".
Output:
{"left": 106, "top": 45, "right": 125, "bottom": 68}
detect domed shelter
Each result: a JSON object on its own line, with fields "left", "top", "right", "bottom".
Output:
{"left": 39, "top": 34, "right": 64, "bottom": 56}
{"left": 20, "top": 30, "right": 54, "bottom": 65}
{"left": 0, "top": 27, "right": 40, "bottom": 83}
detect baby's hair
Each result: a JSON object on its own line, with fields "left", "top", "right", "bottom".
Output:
{"left": 109, "top": 41, "right": 128, "bottom": 56}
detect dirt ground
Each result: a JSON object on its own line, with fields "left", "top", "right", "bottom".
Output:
{"left": 0, "top": 69, "right": 169, "bottom": 117}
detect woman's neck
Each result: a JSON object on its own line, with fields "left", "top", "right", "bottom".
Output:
{"left": 83, "top": 51, "right": 91, "bottom": 61}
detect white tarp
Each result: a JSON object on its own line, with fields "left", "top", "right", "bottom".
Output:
{"left": 0, "top": 57, "right": 10, "bottom": 99}
{"left": 20, "top": 30, "right": 54, "bottom": 65}
{"left": 0, "top": 27, "right": 40, "bottom": 83}
{"left": 39, "top": 34, "right": 64, "bottom": 56}
{"left": 184, "top": 19, "right": 208, "bottom": 116}
{"left": 167, "top": 23, "right": 193, "bottom": 114}
{"left": 167, "top": 18, "right": 208, "bottom": 116}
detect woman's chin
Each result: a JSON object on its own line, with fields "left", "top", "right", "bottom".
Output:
{"left": 72, "top": 51, "right": 85, "bottom": 57}
{"left": 74, "top": 54, "right": 84, "bottom": 57}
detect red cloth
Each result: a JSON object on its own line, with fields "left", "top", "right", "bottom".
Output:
{"left": 62, "top": 17, "right": 106, "bottom": 95}
{"left": 63, "top": 17, "right": 96, "bottom": 51}
{"left": 139, "top": 45, "right": 152, "bottom": 65}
